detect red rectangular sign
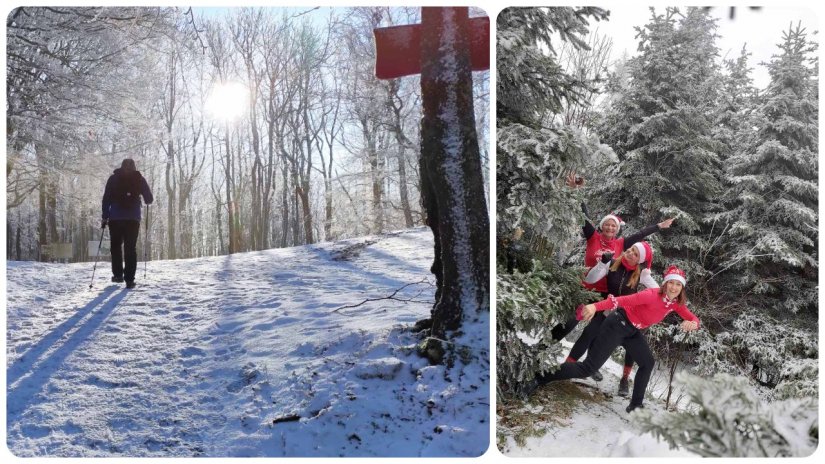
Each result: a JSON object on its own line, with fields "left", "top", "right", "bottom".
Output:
{"left": 374, "top": 16, "right": 490, "bottom": 80}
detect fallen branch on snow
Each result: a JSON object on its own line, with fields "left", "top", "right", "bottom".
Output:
{"left": 332, "top": 278, "right": 433, "bottom": 313}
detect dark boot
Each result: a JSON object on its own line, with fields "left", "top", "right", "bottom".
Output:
{"left": 126, "top": 281, "right": 136, "bottom": 289}
{"left": 522, "top": 377, "right": 540, "bottom": 399}
{"left": 618, "top": 377, "right": 630, "bottom": 397}
{"left": 590, "top": 369, "right": 603, "bottom": 382}
{"left": 112, "top": 276, "right": 124, "bottom": 283}
{"left": 625, "top": 403, "right": 644, "bottom": 413}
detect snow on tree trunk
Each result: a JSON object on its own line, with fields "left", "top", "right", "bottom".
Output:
{"left": 420, "top": 7, "right": 489, "bottom": 339}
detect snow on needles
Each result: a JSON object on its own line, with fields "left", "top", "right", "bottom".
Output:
{"left": 5, "top": 227, "right": 490, "bottom": 457}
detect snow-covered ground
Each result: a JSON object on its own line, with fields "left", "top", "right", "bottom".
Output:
{"left": 498, "top": 339, "right": 697, "bottom": 458}
{"left": 5, "top": 227, "right": 490, "bottom": 457}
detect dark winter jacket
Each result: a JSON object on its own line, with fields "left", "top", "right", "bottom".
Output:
{"left": 102, "top": 168, "right": 153, "bottom": 222}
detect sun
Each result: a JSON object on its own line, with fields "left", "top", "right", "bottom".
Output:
{"left": 205, "top": 81, "right": 248, "bottom": 122}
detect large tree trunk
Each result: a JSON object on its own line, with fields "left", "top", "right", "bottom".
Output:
{"left": 298, "top": 180, "right": 313, "bottom": 244}
{"left": 368, "top": 133, "right": 385, "bottom": 234}
{"left": 386, "top": 80, "right": 415, "bottom": 228}
{"left": 224, "top": 126, "right": 236, "bottom": 254}
{"left": 46, "top": 178, "right": 59, "bottom": 244}
{"left": 16, "top": 223, "right": 22, "bottom": 261}
{"left": 324, "top": 176, "right": 333, "bottom": 240}
{"left": 280, "top": 163, "right": 290, "bottom": 248}
{"left": 397, "top": 146, "right": 414, "bottom": 228}
{"left": 420, "top": 7, "right": 490, "bottom": 339}
{"left": 165, "top": 141, "right": 177, "bottom": 260}
{"left": 36, "top": 144, "right": 48, "bottom": 262}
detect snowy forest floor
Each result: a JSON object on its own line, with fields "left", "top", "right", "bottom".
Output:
{"left": 497, "top": 339, "right": 696, "bottom": 457}
{"left": 5, "top": 227, "right": 490, "bottom": 457}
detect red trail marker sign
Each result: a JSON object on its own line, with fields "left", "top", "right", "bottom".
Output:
{"left": 373, "top": 16, "right": 490, "bottom": 80}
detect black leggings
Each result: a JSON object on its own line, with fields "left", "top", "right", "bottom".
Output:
{"left": 568, "top": 311, "right": 635, "bottom": 369}
{"left": 539, "top": 309, "right": 655, "bottom": 407}
{"left": 109, "top": 219, "right": 141, "bottom": 282}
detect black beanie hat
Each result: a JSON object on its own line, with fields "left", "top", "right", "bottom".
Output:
{"left": 121, "top": 158, "right": 136, "bottom": 172}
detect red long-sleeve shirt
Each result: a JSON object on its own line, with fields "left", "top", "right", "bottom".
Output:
{"left": 593, "top": 287, "right": 700, "bottom": 330}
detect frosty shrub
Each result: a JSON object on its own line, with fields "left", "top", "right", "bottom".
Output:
{"left": 717, "top": 312, "right": 818, "bottom": 393}
{"left": 496, "top": 260, "right": 596, "bottom": 399}
{"left": 496, "top": 6, "right": 613, "bottom": 402}
{"left": 636, "top": 371, "right": 818, "bottom": 457}
{"left": 644, "top": 314, "right": 739, "bottom": 408}
{"left": 774, "top": 358, "right": 818, "bottom": 400}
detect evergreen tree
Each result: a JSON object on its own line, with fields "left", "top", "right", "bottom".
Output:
{"left": 590, "top": 8, "right": 736, "bottom": 400}
{"left": 636, "top": 372, "right": 818, "bottom": 457}
{"left": 594, "top": 7, "right": 726, "bottom": 288}
{"left": 496, "top": 7, "right": 608, "bottom": 398}
{"left": 714, "top": 46, "right": 758, "bottom": 165}
{"left": 714, "top": 23, "right": 818, "bottom": 319}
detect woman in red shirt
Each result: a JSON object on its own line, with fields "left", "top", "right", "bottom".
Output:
{"left": 551, "top": 175, "right": 674, "bottom": 340}
{"left": 534, "top": 265, "right": 700, "bottom": 413}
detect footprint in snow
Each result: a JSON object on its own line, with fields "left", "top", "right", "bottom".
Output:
{"left": 180, "top": 347, "right": 206, "bottom": 358}
{"left": 20, "top": 424, "right": 51, "bottom": 438}
{"left": 249, "top": 321, "right": 278, "bottom": 331}
{"left": 83, "top": 375, "right": 139, "bottom": 389}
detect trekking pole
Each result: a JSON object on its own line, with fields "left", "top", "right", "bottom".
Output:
{"left": 89, "top": 220, "right": 107, "bottom": 289}
{"left": 143, "top": 204, "right": 149, "bottom": 280}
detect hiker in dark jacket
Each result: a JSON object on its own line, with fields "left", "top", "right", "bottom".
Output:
{"left": 101, "top": 158, "right": 153, "bottom": 288}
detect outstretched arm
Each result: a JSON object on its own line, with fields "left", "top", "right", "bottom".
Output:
{"left": 623, "top": 218, "right": 673, "bottom": 250}
{"left": 675, "top": 305, "right": 700, "bottom": 331}
{"left": 592, "top": 290, "right": 645, "bottom": 312}
{"left": 582, "top": 203, "right": 596, "bottom": 240}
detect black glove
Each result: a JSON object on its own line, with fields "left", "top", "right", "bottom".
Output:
{"left": 101, "top": 219, "right": 108, "bottom": 229}
{"left": 601, "top": 252, "right": 613, "bottom": 264}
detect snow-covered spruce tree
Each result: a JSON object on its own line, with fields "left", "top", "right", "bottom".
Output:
{"left": 496, "top": 7, "right": 609, "bottom": 399}
{"left": 713, "top": 46, "right": 758, "bottom": 166}
{"left": 635, "top": 372, "right": 818, "bottom": 457}
{"left": 594, "top": 7, "right": 726, "bottom": 289}
{"left": 497, "top": 260, "right": 596, "bottom": 398}
{"left": 716, "top": 311, "right": 818, "bottom": 398}
{"left": 712, "top": 23, "right": 818, "bottom": 320}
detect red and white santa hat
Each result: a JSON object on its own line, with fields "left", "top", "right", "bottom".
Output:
{"left": 663, "top": 265, "right": 687, "bottom": 287}
{"left": 599, "top": 213, "right": 625, "bottom": 231}
{"left": 632, "top": 241, "right": 653, "bottom": 269}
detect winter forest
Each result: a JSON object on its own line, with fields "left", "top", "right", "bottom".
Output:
{"left": 497, "top": 7, "right": 818, "bottom": 457}
{"left": 5, "top": 6, "right": 493, "bottom": 458}
{"left": 5, "top": 6, "right": 489, "bottom": 262}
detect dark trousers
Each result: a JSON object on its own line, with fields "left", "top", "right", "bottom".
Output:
{"left": 568, "top": 311, "right": 635, "bottom": 369}
{"left": 109, "top": 220, "right": 140, "bottom": 282}
{"left": 539, "top": 309, "right": 655, "bottom": 407}
{"left": 550, "top": 315, "right": 580, "bottom": 341}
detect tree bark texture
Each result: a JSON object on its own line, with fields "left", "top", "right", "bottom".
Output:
{"left": 420, "top": 7, "right": 490, "bottom": 338}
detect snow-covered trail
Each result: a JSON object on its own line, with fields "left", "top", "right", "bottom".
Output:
{"left": 500, "top": 340, "right": 695, "bottom": 458}
{"left": 6, "top": 228, "right": 489, "bottom": 457}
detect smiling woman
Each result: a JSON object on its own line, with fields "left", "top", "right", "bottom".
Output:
{"left": 205, "top": 81, "right": 248, "bottom": 122}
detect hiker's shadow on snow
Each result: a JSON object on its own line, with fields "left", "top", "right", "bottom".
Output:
{"left": 7, "top": 286, "right": 130, "bottom": 418}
